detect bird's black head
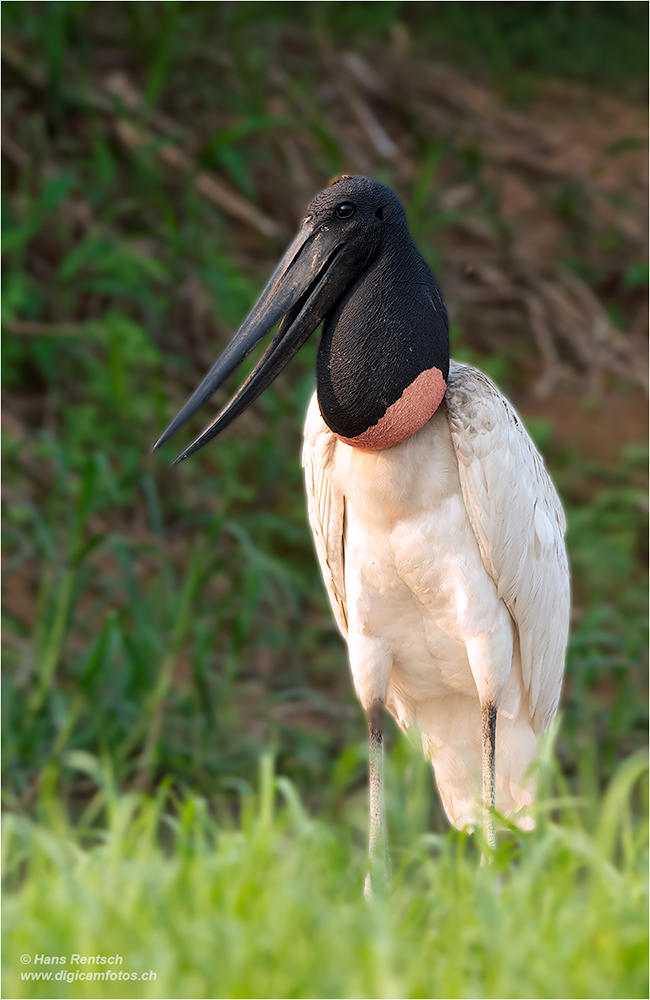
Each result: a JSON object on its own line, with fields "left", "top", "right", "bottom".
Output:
{"left": 305, "top": 174, "right": 407, "bottom": 237}
{"left": 154, "top": 176, "right": 449, "bottom": 461}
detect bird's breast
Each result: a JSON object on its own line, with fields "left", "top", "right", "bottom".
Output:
{"left": 330, "top": 405, "right": 460, "bottom": 528}
{"left": 330, "top": 407, "right": 511, "bottom": 691}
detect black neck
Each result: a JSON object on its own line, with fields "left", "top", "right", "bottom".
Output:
{"left": 316, "top": 235, "right": 449, "bottom": 439}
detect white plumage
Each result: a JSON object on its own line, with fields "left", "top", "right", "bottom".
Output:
{"left": 303, "top": 360, "right": 570, "bottom": 829}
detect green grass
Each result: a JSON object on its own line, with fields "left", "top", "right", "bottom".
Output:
{"left": 3, "top": 749, "right": 648, "bottom": 1000}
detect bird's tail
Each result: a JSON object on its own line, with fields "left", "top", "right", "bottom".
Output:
{"left": 418, "top": 689, "right": 537, "bottom": 832}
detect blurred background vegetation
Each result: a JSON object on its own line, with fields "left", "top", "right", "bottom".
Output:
{"left": 2, "top": 3, "right": 648, "bottom": 997}
{"left": 2, "top": 0, "right": 647, "bottom": 817}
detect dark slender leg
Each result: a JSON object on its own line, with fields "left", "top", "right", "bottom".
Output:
{"left": 481, "top": 701, "right": 497, "bottom": 862}
{"left": 364, "top": 700, "right": 391, "bottom": 897}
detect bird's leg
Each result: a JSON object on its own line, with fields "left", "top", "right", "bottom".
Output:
{"left": 364, "top": 700, "right": 391, "bottom": 898}
{"left": 481, "top": 701, "right": 497, "bottom": 863}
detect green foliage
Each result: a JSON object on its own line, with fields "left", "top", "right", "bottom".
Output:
{"left": 3, "top": 2, "right": 647, "bottom": 95}
{"left": 3, "top": 751, "right": 648, "bottom": 1000}
{"left": 558, "top": 445, "right": 648, "bottom": 777}
{"left": 407, "top": 1, "right": 648, "bottom": 95}
{"left": 2, "top": 429, "right": 337, "bottom": 802}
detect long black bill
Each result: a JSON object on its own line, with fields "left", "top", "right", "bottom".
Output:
{"left": 153, "top": 224, "right": 350, "bottom": 465}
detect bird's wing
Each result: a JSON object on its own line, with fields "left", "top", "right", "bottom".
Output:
{"left": 445, "top": 361, "right": 569, "bottom": 733}
{"left": 302, "top": 391, "right": 348, "bottom": 638}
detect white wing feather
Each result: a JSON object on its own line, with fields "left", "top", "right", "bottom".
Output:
{"left": 302, "top": 392, "right": 348, "bottom": 638}
{"left": 445, "top": 361, "right": 570, "bottom": 733}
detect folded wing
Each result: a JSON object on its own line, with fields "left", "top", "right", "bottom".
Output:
{"left": 302, "top": 392, "right": 348, "bottom": 638}
{"left": 445, "top": 361, "right": 570, "bottom": 733}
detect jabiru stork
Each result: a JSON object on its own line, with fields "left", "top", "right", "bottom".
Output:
{"left": 154, "top": 176, "right": 569, "bottom": 888}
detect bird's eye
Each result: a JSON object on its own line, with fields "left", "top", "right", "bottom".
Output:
{"left": 335, "top": 203, "right": 355, "bottom": 219}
